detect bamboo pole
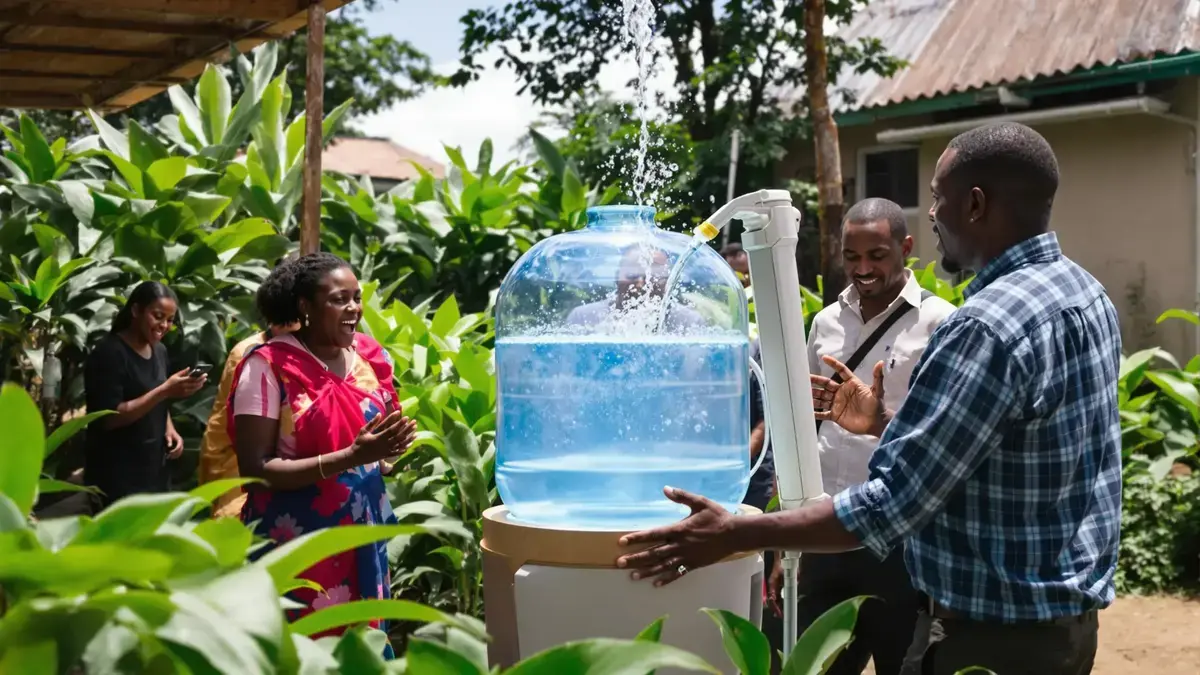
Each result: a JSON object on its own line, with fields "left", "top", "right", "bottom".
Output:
{"left": 300, "top": 1, "right": 326, "bottom": 256}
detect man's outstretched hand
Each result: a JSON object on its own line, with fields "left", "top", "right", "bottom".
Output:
{"left": 615, "top": 486, "right": 737, "bottom": 586}
{"left": 811, "top": 354, "right": 889, "bottom": 437}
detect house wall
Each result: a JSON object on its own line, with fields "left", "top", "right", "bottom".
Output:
{"left": 779, "top": 79, "right": 1200, "bottom": 359}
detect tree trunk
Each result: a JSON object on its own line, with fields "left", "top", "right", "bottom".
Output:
{"left": 301, "top": 1, "right": 327, "bottom": 256}
{"left": 802, "top": 0, "right": 846, "bottom": 306}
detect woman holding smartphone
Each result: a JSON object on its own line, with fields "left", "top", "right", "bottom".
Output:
{"left": 84, "top": 281, "right": 207, "bottom": 508}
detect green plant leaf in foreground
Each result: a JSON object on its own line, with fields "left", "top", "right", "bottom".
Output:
{"left": 44, "top": 410, "right": 114, "bottom": 458}
{"left": 189, "top": 477, "right": 265, "bottom": 507}
{"left": 504, "top": 638, "right": 720, "bottom": 675}
{"left": 406, "top": 637, "right": 487, "bottom": 675}
{"left": 0, "top": 383, "right": 45, "bottom": 515}
{"left": 635, "top": 616, "right": 666, "bottom": 643}
{"left": 253, "top": 523, "right": 426, "bottom": 587}
{"left": 289, "top": 598, "right": 483, "bottom": 639}
{"left": 782, "top": 596, "right": 868, "bottom": 675}
{"left": 702, "top": 608, "right": 771, "bottom": 675}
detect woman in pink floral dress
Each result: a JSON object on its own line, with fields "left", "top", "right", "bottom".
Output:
{"left": 229, "top": 253, "right": 416, "bottom": 655}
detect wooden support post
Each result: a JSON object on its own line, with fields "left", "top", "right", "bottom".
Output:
{"left": 300, "top": 1, "right": 326, "bottom": 256}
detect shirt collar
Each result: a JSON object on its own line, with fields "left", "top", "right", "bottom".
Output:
{"left": 964, "top": 232, "right": 1062, "bottom": 299}
{"left": 838, "top": 268, "right": 922, "bottom": 318}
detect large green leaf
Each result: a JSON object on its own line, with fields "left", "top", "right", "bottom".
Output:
{"left": 0, "top": 384, "right": 45, "bottom": 515}
{"left": 702, "top": 608, "right": 771, "bottom": 675}
{"left": 406, "top": 638, "right": 486, "bottom": 675}
{"left": 505, "top": 638, "right": 719, "bottom": 675}
{"left": 168, "top": 86, "right": 209, "bottom": 148}
{"left": 19, "top": 114, "right": 57, "bottom": 183}
{"left": 206, "top": 217, "right": 277, "bottom": 255}
{"left": 444, "top": 420, "right": 490, "bottom": 513}
{"left": 330, "top": 627, "right": 389, "bottom": 674}
{"left": 289, "top": 599, "right": 474, "bottom": 638}
{"left": 158, "top": 585, "right": 273, "bottom": 675}
{"left": 36, "top": 479, "right": 100, "bottom": 496}
{"left": 86, "top": 109, "right": 131, "bottom": 159}
{"left": 198, "top": 63, "right": 233, "bottom": 145}
{"left": 192, "top": 517, "right": 255, "bottom": 569}
{"left": 182, "top": 192, "right": 233, "bottom": 225}
{"left": 189, "top": 477, "right": 264, "bottom": 506}
{"left": 781, "top": 596, "right": 867, "bottom": 675}
{"left": 430, "top": 295, "right": 461, "bottom": 337}
{"left": 1145, "top": 371, "right": 1200, "bottom": 423}
{"left": 0, "top": 544, "right": 176, "bottom": 595}
{"left": 1157, "top": 308, "right": 1200, "bottom": 326}
{"left": 69, "top": 493, "right": 200, "bottom": 546}
{"left": 253, "top": 524, "right": 425, "bottom": 587}
{"left": 129, "top": 120, "right": 172, "bottom": 171}
{"left": 635, "top": 617, "right": 666, "bottom": 643}
{"left": 146, "top": 157, "right": 190, "bottom": 194}
{"left": 44, "top": 411, "right": 113, "bottom": 458}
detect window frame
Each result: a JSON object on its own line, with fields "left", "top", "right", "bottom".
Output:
{"left": 855, "top": 144, "right": 922, "bottom": 216}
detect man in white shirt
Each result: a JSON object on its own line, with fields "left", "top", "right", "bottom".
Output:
{"left": 769, "top": 198, "right": 956, "bottom": 675}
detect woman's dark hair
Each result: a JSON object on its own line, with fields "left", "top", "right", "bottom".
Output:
{"left": 256, "top": 252, "right": 351, "bottom": 326}
{"left": 112, "top": 280, "right": 179, "bottom": 332}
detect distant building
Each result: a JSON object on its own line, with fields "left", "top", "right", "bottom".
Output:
{"left": 323, "top": 137, "right": 445, "bottom": 192}
{"left": 779, "top": 0, "right": 1200, "bottom": 358}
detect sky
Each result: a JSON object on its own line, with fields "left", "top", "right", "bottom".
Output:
{"left": 346, "top": 1, "right": 669, "bottom": 165}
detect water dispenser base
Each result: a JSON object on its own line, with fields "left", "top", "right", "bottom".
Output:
{"left": 481, "top": 504, "right": 764, "bottom": 675}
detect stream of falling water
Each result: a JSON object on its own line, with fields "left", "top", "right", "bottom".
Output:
{"left": 621, "top": 0, "right": 658, "bottom": 207}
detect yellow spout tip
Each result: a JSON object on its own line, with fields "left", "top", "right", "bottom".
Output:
{"left": 695, "top": 221, "right": 719, "bottom": 241}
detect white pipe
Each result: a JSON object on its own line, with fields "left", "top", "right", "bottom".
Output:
{"left": 694, "top": 191, "right": 829, "bottom": 662}
{"left": 875, "top": 96, "right": 1171, "bottom": 144}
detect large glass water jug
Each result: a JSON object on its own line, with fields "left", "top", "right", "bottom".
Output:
{"left": 494, "top": 205, "right": 764, "bottom": 530}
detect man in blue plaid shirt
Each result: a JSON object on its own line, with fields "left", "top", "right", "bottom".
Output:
{"left": 617, "top": 122, "right": 1121, "bottom": 675}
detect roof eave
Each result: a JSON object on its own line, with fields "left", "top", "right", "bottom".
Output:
{"left": 836, "top": 51, "right": 1200, "bottom": 127}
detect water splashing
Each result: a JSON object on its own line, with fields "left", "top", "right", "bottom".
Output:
{"left": 621, "top": 0, "right": 659, "bottom": 205}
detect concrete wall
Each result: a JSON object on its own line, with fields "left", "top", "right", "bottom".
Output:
{"left": 779, "top": 80, "right": 1200, "bottom": 359}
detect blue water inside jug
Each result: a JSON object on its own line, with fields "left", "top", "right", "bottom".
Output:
{"left": 495, "top": 334, "right": 751, "bottom": 530}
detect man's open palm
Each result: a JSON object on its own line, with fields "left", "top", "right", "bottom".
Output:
{"left": 811, "top": 355, "right": 887, "bottom": 436}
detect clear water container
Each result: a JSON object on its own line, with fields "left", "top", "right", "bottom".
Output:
{"left": 494, "top": 205, "right": 763, "bottom": 530}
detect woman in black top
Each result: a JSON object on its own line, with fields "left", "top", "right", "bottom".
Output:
{"left": 84, "top": 281, "right": 206, "bottom": 506}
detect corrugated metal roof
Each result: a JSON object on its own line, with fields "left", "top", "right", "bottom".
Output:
{"left": 831, "top": 0, "right": 1200, "bottom": 110}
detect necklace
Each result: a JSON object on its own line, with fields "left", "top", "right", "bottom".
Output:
{"left": 295, "top": 334, "right": 345, "bottom": 373}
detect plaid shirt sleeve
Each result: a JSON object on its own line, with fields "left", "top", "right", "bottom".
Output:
{"left": 833, "top": 315, "right": 1023, "bottom": 557}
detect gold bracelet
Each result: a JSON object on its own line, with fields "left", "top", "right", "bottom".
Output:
{"left": 318, "top": 453, "right": 326, "bottom": 479}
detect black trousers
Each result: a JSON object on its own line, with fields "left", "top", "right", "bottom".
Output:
{"left": 794, "top": 547, "right": 919, "bottom": 675}
{"left": 899, "top": 601, "right": 1099, "bottom": 675}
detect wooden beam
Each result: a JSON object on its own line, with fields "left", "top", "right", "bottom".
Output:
{"left": 5, "top": 9, "right": 276, "bottom": 39}
{"left": 52, "top": 0, "right": 306, "bottom": 22}
{"left": 0, "top": 42, "right": 167, "bottom": 59}
{"left": 300, "top": 1, "right": 326, "bottom": 256}
{"left": 0, "top": 68, "right": 186, "bottom": 86}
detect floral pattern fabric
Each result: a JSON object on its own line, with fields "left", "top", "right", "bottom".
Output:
{"left": 228, "top": 332, "right": 399, "bottom": 655}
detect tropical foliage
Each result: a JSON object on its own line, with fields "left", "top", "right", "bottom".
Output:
{"left": 0, "top": 381, "right": 879, "bottom": 674}
{"left": 0, "top": 43, "right": 602, "bottom": 497}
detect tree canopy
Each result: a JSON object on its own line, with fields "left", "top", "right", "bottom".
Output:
{"left": 452, "top": 0, "right": 899, "bottom": 226}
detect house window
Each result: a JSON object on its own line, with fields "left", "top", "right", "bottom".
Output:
{"left": 860, "top": 147, "right": 919, "bottom": 209}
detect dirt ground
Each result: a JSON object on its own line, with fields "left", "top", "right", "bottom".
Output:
{"left": 863, "top": 594, "right": 1200, "bottom": 674}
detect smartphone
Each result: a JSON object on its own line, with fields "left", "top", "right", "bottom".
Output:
{"left": 189, "top": 363, "right": 212, "bottom": 379}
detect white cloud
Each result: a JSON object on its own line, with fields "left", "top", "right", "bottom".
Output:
{"left": 356, "top": 44, "right": 676, "bottom": 167}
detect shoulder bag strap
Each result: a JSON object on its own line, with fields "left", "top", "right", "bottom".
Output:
{"left": 815, "top": 293, "right": 926, "bottom": 431}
